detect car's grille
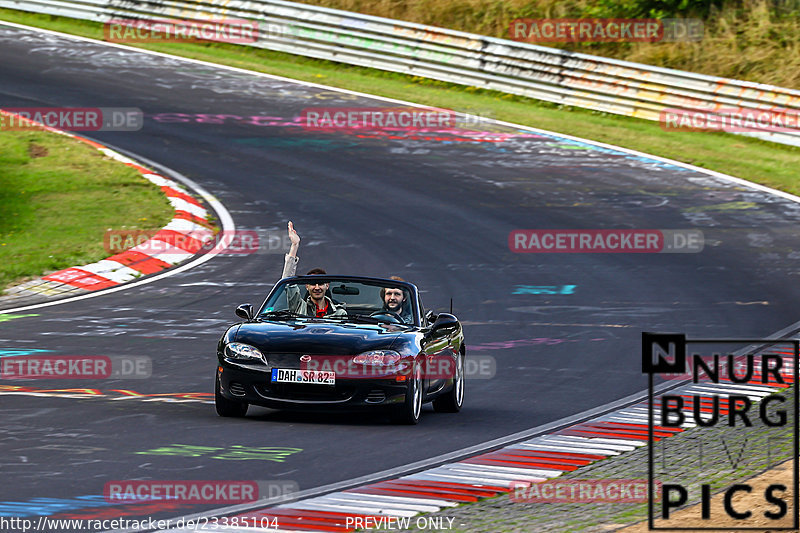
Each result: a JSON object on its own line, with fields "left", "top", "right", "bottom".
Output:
{"left": 263, "top": 353, "right": 304, "bottom": 367}
{"left": 365, "top": 390, "right": 386, "bottom": 404}
{"left": 229, "top": 382, "right": 247, "bottom": 397}
{"left": 255, "top": 383, "right": 355, "bottom": 402}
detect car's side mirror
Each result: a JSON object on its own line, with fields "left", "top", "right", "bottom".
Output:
{"left": 235, "top": 304, "right": 254, "bottom": 320}
{"left": 424, "top": 310, "right": 437, "bottom": 324}
{"left": 430, "top": 313, "right": 458, "bottom": 335}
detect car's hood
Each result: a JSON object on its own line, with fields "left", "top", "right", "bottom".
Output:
{"left": 234, "top": 320, "right": 405, "bottom": 355}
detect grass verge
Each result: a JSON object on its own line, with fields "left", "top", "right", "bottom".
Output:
{"left": 0, "top": 128, "right": 173, "bottom": 291}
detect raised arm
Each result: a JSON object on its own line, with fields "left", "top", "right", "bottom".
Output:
{"left": 283, "top": 221, "right": 304, "bottom": 314}
{"left": 282, "top": 221, "right": 300, "bottom": 278}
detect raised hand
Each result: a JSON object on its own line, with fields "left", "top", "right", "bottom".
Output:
{"left": 287, "top": 221, "right": 301, "bottom": 258}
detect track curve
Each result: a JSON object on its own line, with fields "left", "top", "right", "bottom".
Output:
{"left": 2, "top": 22, "right": 800, "bottom": 528}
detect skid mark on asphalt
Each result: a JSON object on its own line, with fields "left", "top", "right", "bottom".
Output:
{"left": 36, "top": 308, "right": 232, "bottom": 339}
{"left": 469, "top": 337, "right": 607, "bottom": 351}
{"left": 509, "top": 305, "right": 677, "bottom": 317}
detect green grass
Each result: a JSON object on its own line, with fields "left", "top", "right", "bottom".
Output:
{"left": 1, "top": 7, "right": 799, "bottom": 291}
{"left": 0, "top": 129, "right": 173, "bottom": 290}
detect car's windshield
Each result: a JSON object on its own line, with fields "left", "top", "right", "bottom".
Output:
{"left": 259, "top": 278, "right": 417, "bottom": 325}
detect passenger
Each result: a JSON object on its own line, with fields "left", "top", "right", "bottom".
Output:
{"left": 282, "top": 221, "right": 346, "bottom": 318}
{"left": 380, "top": 276, "right": 413, "bottom": 324}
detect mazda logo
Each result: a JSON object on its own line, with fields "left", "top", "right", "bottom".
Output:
{"left": 300, "top": 355, "right": 311, "bottom": 362}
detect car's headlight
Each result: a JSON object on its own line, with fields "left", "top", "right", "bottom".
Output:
{"left": 353, "top": 350, "right": 401, "bottom": 366}
{"left": 224, "top": 342, "right": 264, "bottom": 361}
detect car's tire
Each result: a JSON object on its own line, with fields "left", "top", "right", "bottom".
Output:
{"left": 215, "top": 374, "right": 248, "bottom": 417}
{"left": 433, "top": 352, "right": 464, "bottom": 413}
{"left": 392, "top": 361, "right": 422, "bottom": 425}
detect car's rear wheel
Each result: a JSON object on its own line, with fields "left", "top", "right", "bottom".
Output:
{"left": 215, "top": 374, "right": 248, "bottom": 417}
{"left": 433, "top": 352, "right": 464, "bottom": 413}
{"left": 393, "top": 362, "right": 422, "bottom": 424}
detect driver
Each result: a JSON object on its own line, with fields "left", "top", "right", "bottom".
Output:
{"left": 380, "top": 276, "right": 413, "bottom": 324}
{"left": 281, "top": 221, "right": 346, "bottom": 318}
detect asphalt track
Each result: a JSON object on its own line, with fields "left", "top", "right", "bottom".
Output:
{"left": 2, "top": 23, "right": 800, "bottom": 529}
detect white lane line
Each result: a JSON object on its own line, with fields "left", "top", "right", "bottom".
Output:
{"left": 603, "top": 415, "right": 650, "bottom": 423}
{"left": 163, "top": 218, "right": 213, "bottom": 233}
{"left": 604, "top": 415, "right": 696, "bottom": 428}
{"left": 168, "top": 196, "right": 207, "bottom": 217}
{"left": 432, "top": 465, "right": 556, "bottom": 482}
{"left": 278, "top": 500, "right": 417, "bottom": 517}
{"left": 508, "top": 443, "right": 620, "bottom": 455}
{"left": 314, "top": 494, "right": 442, "bottom": 512}
{"left": 580, "top": 437, "right": 647, "bottom": 447}
{"left": 528, "top": 436, "right": 638, "bottom": 451}
{"left": 685, "top": 381, "right": 779, "bottom": 392}
{"left": 683, "top": 387, "right": 770, "bottom": 400}
{"left": 143, "top": 173, "right": 187, "bottom": 190}
{"left": 403, "top": 471, "right": 522, "bottom": 487}
{"left": 442, "top": 462, "right": 564, "bottom": 478}
{"left": 518, "top": 438, "right": 632, "bottom": 453}
{"left": 79, "top": 260, "right": 142, "bottom": 283}
{"left": 347, "top": 491, "right": 460, "bottom": 507}
{"left": 687, "top": 382, "right": 780, "bottom": 394}
{"left": 617, "top": 407, "right": 697, "bottom": 427}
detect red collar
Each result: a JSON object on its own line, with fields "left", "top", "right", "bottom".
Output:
{"left": 315, "top": 300, "right": 329, "bottom": 317}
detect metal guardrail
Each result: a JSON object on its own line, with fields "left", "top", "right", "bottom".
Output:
{"left": 2, "top": 0, "right": 799, "bottom": 147}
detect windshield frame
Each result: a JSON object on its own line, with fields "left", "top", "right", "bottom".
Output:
{"left": 255, "top": 275, "right": 422, "bottom": 327}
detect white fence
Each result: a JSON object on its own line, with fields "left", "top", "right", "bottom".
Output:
{"left": 2, "top": 0, "right": 799, "bottom": 146}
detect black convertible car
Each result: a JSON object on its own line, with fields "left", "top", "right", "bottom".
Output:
{"left": 215, "top": 275, "right": 465, "bottom": 424}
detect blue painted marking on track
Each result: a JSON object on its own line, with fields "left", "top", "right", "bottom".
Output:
{"left": 0, "top": 349, "right": 53, "bottom": 359}
{"left": 0, "top": 496, "right": 111, "bottom": 517}
{"left": 513, "top": 285, "right": 576, "bottom": 295}
{"left": 538, "top": 134, "right": 689, "bottom": 170}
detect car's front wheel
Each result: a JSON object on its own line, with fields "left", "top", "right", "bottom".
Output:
{"left": 393, "top": 361, "right": 422, "bottom": 424}
{"left": 433, "top": 352, "right": 464, "bottom": 413}
{"left": 215, "top": 374, "right": 248, "bottom": 417}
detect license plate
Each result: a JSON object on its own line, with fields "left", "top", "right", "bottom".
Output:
{"left": 271, "top": 368, "right": 336, "bottom": 385}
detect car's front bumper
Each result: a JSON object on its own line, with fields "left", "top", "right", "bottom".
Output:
{"left": 217, "top": 362, "right": 409, "bottom": 411}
